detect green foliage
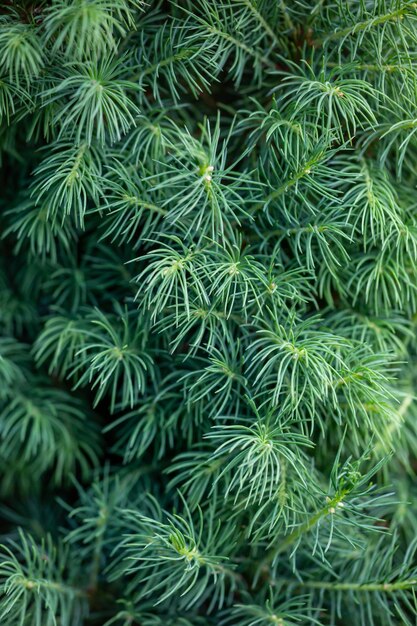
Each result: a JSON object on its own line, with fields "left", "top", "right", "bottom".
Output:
{"left": 110, "top": 498, "right": 236, "bottom": 610}
{"left": 43, "top": 0, "right": 141, "bottom": 60}
{"left": 0, "top": 18, "right": 44, "bottom": 87}
{"left": 0, "top": 530, "right": 87, "bottom": 626}
{"left": 0, "top": 1, "right": 417, "bottom": 625}
{"left": 72, "top": 304, "right": 154, "bottom": 411}
{"left": 45, "top": 55, "right": 140, "bottom": 145}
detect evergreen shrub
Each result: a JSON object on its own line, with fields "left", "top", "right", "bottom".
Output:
{"left": 0, "top": 1, "right": 417, "bottom": 624}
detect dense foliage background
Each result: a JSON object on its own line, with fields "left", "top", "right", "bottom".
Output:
{"left": 1, "top": 0, "right": 417, "bottom": 624}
